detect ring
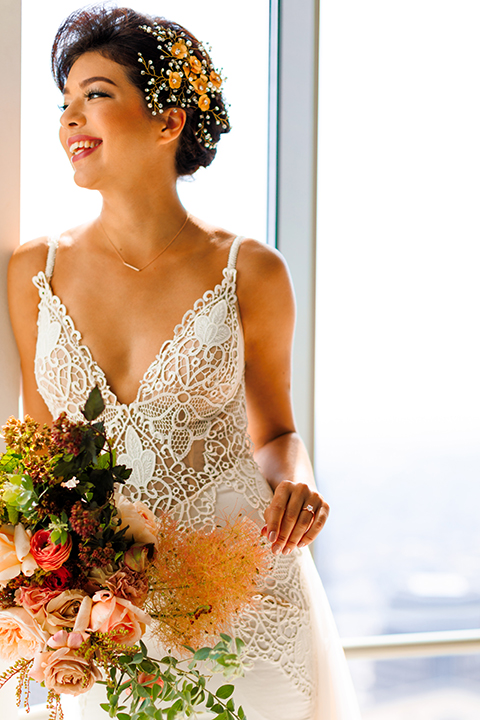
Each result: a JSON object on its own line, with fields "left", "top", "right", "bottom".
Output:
{"left": 302, "top": 504, "right": 315, "bottom": 517}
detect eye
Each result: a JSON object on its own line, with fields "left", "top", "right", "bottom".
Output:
{"left": 58, "top": 88, "right": 111, "bottom": 112}
{"left": 85, "top": 89, "right": 111, "bottom": 100}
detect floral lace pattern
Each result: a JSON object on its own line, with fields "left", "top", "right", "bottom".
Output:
{"left": 32, "top": 236, "right": 314, "bottom": 699}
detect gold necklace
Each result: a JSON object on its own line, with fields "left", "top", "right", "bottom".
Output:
{"left": 99, "top": 213, "right": 189, "bottom": 272}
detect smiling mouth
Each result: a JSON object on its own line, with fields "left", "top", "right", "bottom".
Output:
{"left": 69, "top": 139, "right": 102, "bottom": 156}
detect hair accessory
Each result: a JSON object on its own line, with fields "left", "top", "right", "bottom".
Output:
{"left": 99, "top": 213, "right": 189, "bottom": 272}
{"left": 137, "top": 23, "right": 229, "bottom": 149}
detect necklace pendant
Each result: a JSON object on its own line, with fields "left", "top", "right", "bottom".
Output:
{"left": 123, "top": 262, "right": 141, "bottom": 272}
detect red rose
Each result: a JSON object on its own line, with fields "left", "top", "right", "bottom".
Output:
{"left": 30, "top": 530, "right": 72, "bottom": 571}
{"left": 43, "top": 566, "right": 72, "bottom": 591}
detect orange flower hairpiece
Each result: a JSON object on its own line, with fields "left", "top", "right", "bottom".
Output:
{"left": 137, "top": 23, "right": 229, "bottom": 149}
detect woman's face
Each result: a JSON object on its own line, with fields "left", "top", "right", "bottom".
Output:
{"left": 59, "top": 51, "right": 167, "bottom": 190}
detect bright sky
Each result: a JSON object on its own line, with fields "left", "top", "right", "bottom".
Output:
{"left": 316, "top": 0, "right": 480, "bottom": 450}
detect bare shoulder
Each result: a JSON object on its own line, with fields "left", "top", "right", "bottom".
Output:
{"left": 8, "top": 236, "right": 50, "bottom": 285}
{"left": 235, "top": 238, "right": 295, "bottom": 308}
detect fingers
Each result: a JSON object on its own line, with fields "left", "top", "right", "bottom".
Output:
{"left": 263, "top": 481, "right": 329, "bottom": 556}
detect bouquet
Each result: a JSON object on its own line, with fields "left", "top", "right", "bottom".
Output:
{"left": 0, "top": 388, "right": 269, "bottom": 720}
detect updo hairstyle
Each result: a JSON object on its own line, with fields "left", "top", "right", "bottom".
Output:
{"left": 51, "top": 6, "right": 231, "bottom": 176}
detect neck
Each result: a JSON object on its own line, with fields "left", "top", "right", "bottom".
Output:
{"left": 97, "top": 178, "right": 188, "bottom": 262}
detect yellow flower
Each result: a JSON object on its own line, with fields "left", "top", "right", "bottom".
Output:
{"left": 198, "top": 94, "right": 210, "bottom": 111}
{"left": 169, "top": 72, "right": 182, "bottom": 89}
{"left": 210, "top": 71, "right": 222, "bottom": 89}
{"left": 171, "top": 41, "right": 188, "bottom": 59}
{"left": 191, "top": 74, "right": 209, "bottom": 94}
{"left": 189, "top": 55, "right": 202, "bottom": 74}
{"left": 183, "top": 62, "right": 191, "bottom": 78}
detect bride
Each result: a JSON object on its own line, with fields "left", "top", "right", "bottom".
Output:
{"left": 8, "top": 6, "right": 360, "bottom": 719}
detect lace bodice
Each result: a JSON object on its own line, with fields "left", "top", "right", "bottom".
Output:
{"left": 33, "top": 236, "right": 272, "bottom": 519}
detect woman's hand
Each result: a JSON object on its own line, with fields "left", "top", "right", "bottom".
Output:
{"left": 262, "top": 481, "right": 329, "bottom": 555}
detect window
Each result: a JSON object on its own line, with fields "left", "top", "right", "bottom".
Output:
{"left": 316, "top": 0, "right": 480, "bottom": 715}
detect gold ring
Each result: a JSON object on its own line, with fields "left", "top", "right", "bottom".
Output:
{"left": 302, "top": 504, "right": 315, "bottom": 518}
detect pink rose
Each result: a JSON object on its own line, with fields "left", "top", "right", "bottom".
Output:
{"left": 30, "top": 647, "right": 102, "bottom": 696}
{"left": 15, "top": 584, "right": 61, "bottom": 614}
{"left": 89, "top": 590, "right": 150, "bottom": 645}
{"left": 0, "top": 524, "right": 38, "bottom": 585}
{"left": 30, "top": 530, "right": 72, "bottom": 571}
{"left": 0, "top": 607, "right": 49, "bottom": 661}
{"left": 115, "top": 495, "right": 157, "bottom": 545}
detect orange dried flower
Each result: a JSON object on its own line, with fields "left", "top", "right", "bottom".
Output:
{"left": 198, "top": 95, "right": 210, "bottom": 112}
{"left": 210, "top": 71, "right": 222, "bottom": 89}
{"left": 168, "top": 72, "right": 182, "bottom": 90}
{"left": 171, "top": 41, "right": 188, "bottom": 59}
{"left": 145, "top": 514, "right": 270, "bottom": 652}
{"left": 189, "top": 55, "right": 202, "bottom": 74}
{"left": 190, "top": 74, "right": 209, "bottom": 94}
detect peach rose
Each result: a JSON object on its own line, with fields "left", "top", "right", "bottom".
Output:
{"left": 0, "top": 524, "right": 38, "bottom": 585}
{"left": 89, "top": 590, "right": 150, "bottom": 645}
{"left": 0, "top": 607, "right": 49, "bottom": 661}
{"left": 30, "top": 647, "right": 102, "bottom": 696}
{"left": 30, "top": 529, "right": 72, "bottom": 571}
{"left": 34, "top": 589, "right": 88, "bottom": 635}
{"left": 115, "top": 495, "right": 157, "bottom": 545}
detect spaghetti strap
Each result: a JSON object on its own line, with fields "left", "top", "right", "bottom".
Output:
{"left": 227, "top": 236, "right": 244, "bottom": 271}
{"left": 45, "top": 236, "right": 60, "bottom": 282}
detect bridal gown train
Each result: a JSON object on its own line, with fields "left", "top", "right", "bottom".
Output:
{"left": 31, "top": 235, "right": 361, "bottom": 720}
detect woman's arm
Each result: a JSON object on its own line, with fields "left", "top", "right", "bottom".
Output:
{"left": 8, "top": 239, "right": 54, "bottom": 425}
{"left": 237, "top": 239, "right": 329, "bottom": 556}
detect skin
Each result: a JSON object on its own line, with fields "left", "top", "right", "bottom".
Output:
{"left": 8, "top": 52, "right": 329, "bottom": 555}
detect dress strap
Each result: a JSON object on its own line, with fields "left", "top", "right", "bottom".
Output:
{"left": 227, "top": 236, "right": 244, "bottom": 271}
{"left": 45, "top": 236, "right": 60, "bottom": 282}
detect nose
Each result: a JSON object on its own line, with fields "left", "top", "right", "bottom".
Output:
{"left": 60, "top": 101, "right": 85, "bottom": 129}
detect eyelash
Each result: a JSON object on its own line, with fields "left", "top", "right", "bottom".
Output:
{"left": 59, "top": 89, "right": 111, "bottom": 112}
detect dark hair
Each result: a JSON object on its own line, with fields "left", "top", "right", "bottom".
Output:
{"left": 51, "top": 5, "right": 231, "bottom": 176}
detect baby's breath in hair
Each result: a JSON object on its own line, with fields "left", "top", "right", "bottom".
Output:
{"left": 137, "top": 22, "right": 229, "bottom": 149}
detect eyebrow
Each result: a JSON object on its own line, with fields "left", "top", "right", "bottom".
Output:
{"left": 63, "top": 76, "right": 118, "bottom": 94}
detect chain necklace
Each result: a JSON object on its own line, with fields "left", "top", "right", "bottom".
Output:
{"left": 99, "top": 213, "right": 190, "bottom": 272}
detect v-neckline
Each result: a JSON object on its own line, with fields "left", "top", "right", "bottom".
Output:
{"left": 34, "top": 268, "right": 236, "bottom": 408}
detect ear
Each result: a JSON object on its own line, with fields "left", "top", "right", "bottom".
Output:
{"left": 156, "top": 108, "right": 186, "bottom": 143}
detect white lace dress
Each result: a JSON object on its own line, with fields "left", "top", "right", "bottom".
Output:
{"left": 32, "top": 236, "right": 361, "bottom": 720}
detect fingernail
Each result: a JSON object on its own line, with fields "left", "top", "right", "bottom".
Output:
{"left": 282, "top": 547, "right": 292, "bottom": 555}
{"left": 261, "top": 525, "right": 267, "bottom": 535}
{"left": 272, "top": 544, "right": 281, "bottom": 555}
{"left": 268, "top": 531, "right": 276, "bottom": 543}
{"left": 298, "top": 542, "right": 306, "bottom": 548}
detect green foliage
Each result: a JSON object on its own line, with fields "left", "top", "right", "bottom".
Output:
{"left": 82, "top": 385, "right": 105, "bottom": 421}
{"left": 96, "top": 633, "right": 248, "bottom": 720}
